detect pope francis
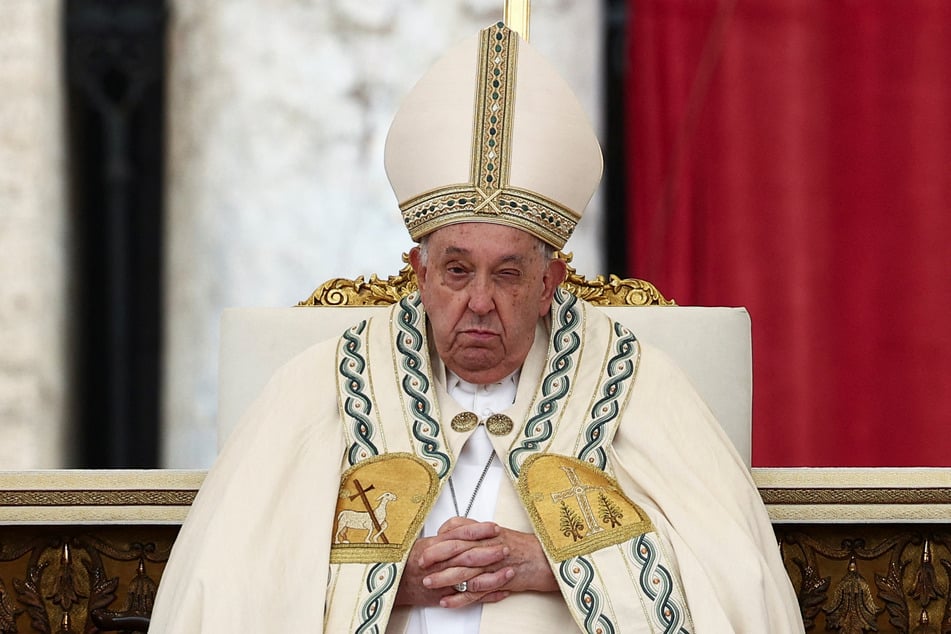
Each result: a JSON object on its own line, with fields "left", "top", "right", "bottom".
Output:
{"left": 148, "top": 19, "right": 805, "bottom": 634}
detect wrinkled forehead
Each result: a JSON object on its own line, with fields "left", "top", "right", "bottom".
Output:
{"left": 422, "top": 222, "right": 548, "bottom": 261}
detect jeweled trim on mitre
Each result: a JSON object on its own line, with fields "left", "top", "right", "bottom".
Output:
{"left": 472, "top": 22, "right": 517, "bottom": 197}
{"left": 400, "top": 184, "right": 577, "bottom": 248}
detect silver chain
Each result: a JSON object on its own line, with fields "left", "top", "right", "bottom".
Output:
{"left": 448, "top": 453, "right": 496, "bottom": 518}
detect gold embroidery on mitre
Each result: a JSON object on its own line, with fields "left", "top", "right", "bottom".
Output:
{"left": 472, "top": 23, "right": 517, "bottom": 198}
{"left": 330, "top": 453, "right": 438, "bottom": 563}
{"left": 400, "top": 186, "right": 577, "bottom": 248}
{"left": 516, "top": 454, "right": 653, "bottom": 562}
{"left": 397, "top": 23, "right": 578, "bottom": 249}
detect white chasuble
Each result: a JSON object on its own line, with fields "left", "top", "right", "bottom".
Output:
{"left": 148, "top": 290, "right": 804, "bottom": 633}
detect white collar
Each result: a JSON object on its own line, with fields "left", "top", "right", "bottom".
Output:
{"left": 445, "top": 368, "right": 520, "bottom": 396}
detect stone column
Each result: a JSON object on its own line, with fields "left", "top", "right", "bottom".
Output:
{"left": 0, "top": 0, "right": 69, "bottom": 468}
{"left": 163, "top": 0, "right": 602, "bottom": 467}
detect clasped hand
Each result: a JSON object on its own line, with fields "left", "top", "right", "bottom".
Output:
{"left": 395, "top": 517, "right": 557, "bottom": 608}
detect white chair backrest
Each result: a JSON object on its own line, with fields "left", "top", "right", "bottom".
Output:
{"left": 217, "top": 305, "right": 752, "bottom": 464}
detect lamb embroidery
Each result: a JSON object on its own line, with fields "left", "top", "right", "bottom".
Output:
{"left": 335, "top": 478, "right": 397, "bottom": 544}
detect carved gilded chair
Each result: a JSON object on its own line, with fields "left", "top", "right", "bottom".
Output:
{"left": 217, "top": 257, "right": 755, "bottom": 464}
{"left": 1, "top": 264, "right": 949, "bottom": 632}
{"left": 216, "top": 259, "right": 951, "bottom": 633}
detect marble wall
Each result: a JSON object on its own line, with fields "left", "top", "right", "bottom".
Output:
{"left": 162, "top": 0, "right": 605, "bottom": 467}
{"left": 0, "top": 0, "right": 69, "bottom": 468}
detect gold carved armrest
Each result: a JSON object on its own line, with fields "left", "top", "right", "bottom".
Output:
{"left": 297, "top": 253, "right": 675, "bottom": 307}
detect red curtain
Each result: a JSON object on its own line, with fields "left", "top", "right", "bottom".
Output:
{"left": 626, "top": 0, "right": 951, "bottom": 466}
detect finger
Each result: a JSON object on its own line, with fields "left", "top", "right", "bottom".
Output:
{"left": 465, "top": 567, "right": 515, "bottom": 594}
{"left": 438, "top": 588, "right": 490, "bottom": 609}
{"left": 450, "top": 543, "right": 509, "bottom": 568}
{"left": 423, "top": 561, "right": 515, "bottom": 596}
{"left": 420, "top": 541, "right": 507, "bottom": 571}
{"left": 476, "top": 590, "right": 510, "bottom": 604}
{"left": 421, "top": 565, "right": 476, "bottom": 591}
{"left": 416, "top": 525, "right": 502, "bottom": 569}
{"left": 438, "top": 520, "right": 501, "bottom": 542}
{"left": 437, "top": 516, "right": 476, "bottom": 534}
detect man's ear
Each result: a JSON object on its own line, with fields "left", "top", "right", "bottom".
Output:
{"left": 539, "top": 257, "right": 568, "bottom": 314}
{"left": 409, "top": 246, "right": 426, "bottom": 288}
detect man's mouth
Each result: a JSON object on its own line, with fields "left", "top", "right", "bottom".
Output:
{"left": 459, "top": 329, "right": 498, "bottom": 342}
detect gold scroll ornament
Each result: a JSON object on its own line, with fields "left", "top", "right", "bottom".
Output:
{"left": 299, "top": 254, "right": 674, "bottom": 308}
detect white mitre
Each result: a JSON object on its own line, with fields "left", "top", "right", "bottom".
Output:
{"left": 384, "top": 22, "right": 603, "bottom": 250}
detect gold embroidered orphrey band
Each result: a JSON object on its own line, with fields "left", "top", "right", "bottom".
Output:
{"left": 399, "top": 23, "right": 578, "bottom": 248}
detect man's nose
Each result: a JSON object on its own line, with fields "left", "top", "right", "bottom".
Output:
{"left": 467, "top": 277, "right": 495, "bottom": 314}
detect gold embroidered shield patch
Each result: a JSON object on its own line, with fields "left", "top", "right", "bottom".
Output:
{"left": 517, "top": 454, "right": 653, "bottom": 562}
{"left": 330, "top": 453, "right": 438, "bottom": 563}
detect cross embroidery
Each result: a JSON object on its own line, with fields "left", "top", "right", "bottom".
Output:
{"left": 472, "top": 187, "right": 503, "bottom": 214}
{"left": 350, "top": 478, "right": 390, "bottom": 544}
{"left": 550, "top": 466, "right": 605, "bottom": 536}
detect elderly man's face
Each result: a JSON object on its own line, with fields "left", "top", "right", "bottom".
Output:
{"left": 410, "top": 223, "right": 566, "bottom": 385}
